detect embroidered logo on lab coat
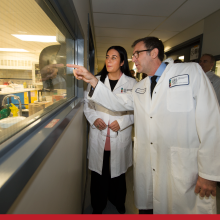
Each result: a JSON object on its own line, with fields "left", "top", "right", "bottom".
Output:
{"left": 169, "top": 74, "right": 189, "bottom": 88}
{"left": 123, "top": 89, "right": 132, "bottom": 93}
{"left": 121, "top": 88, "right": 123, "bottom": 93}
{"left": 135, "top": 88, "right": 146, "bottom": 94}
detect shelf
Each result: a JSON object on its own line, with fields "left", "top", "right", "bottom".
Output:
{"left": 0, "top": 88, "right": 39, "bottom": 95}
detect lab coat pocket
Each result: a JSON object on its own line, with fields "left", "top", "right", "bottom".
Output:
{"left": 89, "top": 125, "right": 98, "bottom": 141}
{"left": 118, "top": 126, "right": 132, "bottom": 142}
{"left": 170, "top": 147, "right": 198, "bottom": 185}
{"left": 167, "top": 87, "right": 193, "bottom": 112}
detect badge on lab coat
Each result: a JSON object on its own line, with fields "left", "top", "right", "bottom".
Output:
{"left": 135, "top": 88, "right": 146, "bottom": 94}
{"left": 169, "top": 74, "right": 189, "bottom": 88}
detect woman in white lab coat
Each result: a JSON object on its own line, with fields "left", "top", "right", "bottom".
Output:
{"left": 84, "top": 46, "right": 137, "bottom": 214}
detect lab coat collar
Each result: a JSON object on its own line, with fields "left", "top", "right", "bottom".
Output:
{"left": 113, "top": 73, "right": 128, "bottom": 91}
{"left": 155, "top": 58, "right": 174, "bottom": 87}
{"left": 104, "top": 73, "right": 128, "bottom": 92}
{"left": 104, "top": 75, "right": 111, "bottom": 90}
{"left": 149, "top": 62, "right": 166, "bottom": 81}
{"left": 143, "top": 58, "right": 174, "bottom": 98}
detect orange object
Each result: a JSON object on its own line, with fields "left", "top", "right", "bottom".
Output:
{"left": 52, "top": 95, "right": 65, "bottom": 102}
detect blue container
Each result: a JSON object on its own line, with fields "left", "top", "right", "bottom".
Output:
{"left": 6, "top": 93, "right": 26, "bottom": 109}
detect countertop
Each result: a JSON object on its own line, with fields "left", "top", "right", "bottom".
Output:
{"left": 0, "top": 88, "right": 39, "bottom": 95}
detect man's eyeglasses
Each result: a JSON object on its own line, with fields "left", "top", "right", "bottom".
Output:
{"left": 131, "top": 49, "right": 152, "bottom": 59}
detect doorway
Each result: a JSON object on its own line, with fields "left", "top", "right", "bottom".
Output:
{"left": 165, "top": 35, "right": 203, "bottom": 63}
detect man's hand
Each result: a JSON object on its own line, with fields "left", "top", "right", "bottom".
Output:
{"left": 194, "top": 176, "right": 217, "bottom": 197}
{"left": 41, "top": 64, "right": 64, "bottom": 81}
{"left": 109, "top": 120, "right": 120, "bottom": 132}
{"left": 66, "top": 64, "right": 98, "bottom": 88}
{"left": 94, "top": 118, "right": 107, "bottom": 130}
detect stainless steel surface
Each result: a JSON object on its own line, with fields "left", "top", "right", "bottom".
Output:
{"left": 2, "top": 94, "right": 22, "bottom": 116}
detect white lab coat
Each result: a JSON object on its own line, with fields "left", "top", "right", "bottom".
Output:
{"left": 84, "top": 74, "right": 137, "bottom": 178}
{"left": 205, "top": 70, "right": 220, "bottom": 105}
{"left": 88, "top": 58, "right": 220, "bottom": 214}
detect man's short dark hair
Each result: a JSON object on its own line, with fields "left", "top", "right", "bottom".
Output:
{"left": 202, "top": 54, "right": 215, "bottom": 63}
{"left": 132, "top": 37, "right": 164, "bottom": 62}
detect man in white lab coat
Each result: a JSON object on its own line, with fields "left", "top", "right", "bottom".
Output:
{"left": 67, "top": 37, "right": 220, "bottom": 214}
{"left": 199, "top": 54, "right": 220, "bottom": 104}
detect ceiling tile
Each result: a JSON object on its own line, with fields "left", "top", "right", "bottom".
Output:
{"left": 93, "top": 13, "right": 165, "bottom": 29}
{"left": 96, "top": 36, "right": 136, "bottom": 44}
{"left": 0, "top": 0, "right": 60, "bottom": 54}
{"left": 149, "top": 30, "right": 179, "bottom": 42}
{"left": 95, "top": 27, "right": 152, "bottom": 38}
{"left": 157, "top": 0, "right": 220, "bottom": 31}
{"left": 96, "top": 42, "right": 132, "bottom": 48}
{"left": 92, "top": 0, "right": 185, "bottom": 17}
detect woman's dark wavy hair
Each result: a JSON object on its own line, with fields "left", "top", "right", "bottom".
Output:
{"left": 97, "top": 46, "right": 132, "bottom": 83}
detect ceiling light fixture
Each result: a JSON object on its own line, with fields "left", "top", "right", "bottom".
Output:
{"left": 12, "top": 35, "right": 57, "bottom": 43}
{"left": 0, "top": 48, "right": 29, "bottom": 52}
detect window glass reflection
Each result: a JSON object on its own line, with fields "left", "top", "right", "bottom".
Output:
{"left": 0, "top": 0, "right": 75, "bottom": 143}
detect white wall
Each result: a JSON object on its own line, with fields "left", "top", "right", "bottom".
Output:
{"left": 164, "top": 9, "right": 220, "bottom": 58}
{"left": 163, "top": 19, "right": 204, "bottom": 52}
{"left": 202, "top": 9, "right": 220, "bottom": 55}
{"left": 8, "top": 105, "right": 87, "bottom": 214}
